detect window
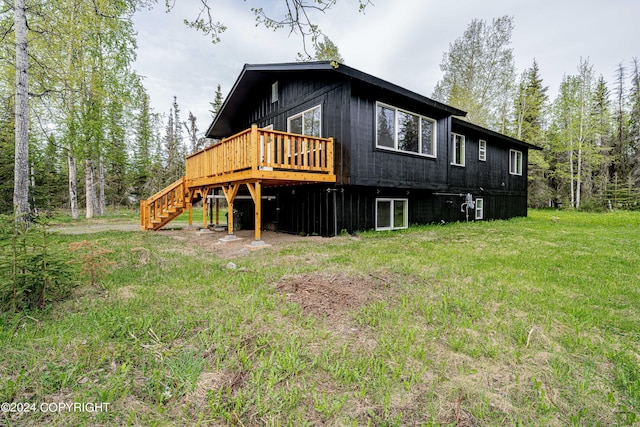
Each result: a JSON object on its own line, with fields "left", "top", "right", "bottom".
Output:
{"left": 451, "top": 133, "right": 465, "bottom": 166}
{"left": 509, "top": 149, "right": 523, "bottom": 175}
{"left": 475, "top": 198, "right": 484, "bottom": 220}
{"left": 376, "top": 198, "right": 408, "bottom": 231}
{"left": 288, "top": 105, "right": 321, "bottom": 137}
{"left": 271, "top": 82, "right": 278, "bottom": 103}
{"left": 479, "top": 140, "right": 487, "bottom": 161}
{"left": 376, "top": 102, "right": 436, "bottom": 157}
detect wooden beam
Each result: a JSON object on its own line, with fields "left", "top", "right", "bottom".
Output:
{"left": 202, "top": 187, "right": 209, "bottom": 229}
{"left": 221, "top": 183, "right": 240, "bottom": 234}
{"left": 246, "top": 181, "right": 262, "bottom": 241}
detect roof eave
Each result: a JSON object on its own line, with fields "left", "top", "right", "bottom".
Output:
{"left": 452, "top": 117, "right": 542, "bottom": 150}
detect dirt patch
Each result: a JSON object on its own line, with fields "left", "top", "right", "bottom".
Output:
{"left": 274, "top": 272, "right": 381, "bottom": 317}
{"left": 157, "top": 228, "right": 328, "bottom": 259}
{"left": 51, "top": 223, "right": 141, "bottom": 234}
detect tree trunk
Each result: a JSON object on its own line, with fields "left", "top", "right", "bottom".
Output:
{"left": 576, "top": 146, "right": 582, "bottom": 209}
{"left": 85, "top": 158, "right": 95, "bottom": 219}
{"left": 569, "top": 149, "right": 575, "bottom": 208}
{"left": 68, "top": 153, "right": 79, "bottom": 220}
{"left": 13, "top": 0, "right": 30, "bottom": 225}
{"left": 98, "top": 155, "right": 106, "bottom": 215}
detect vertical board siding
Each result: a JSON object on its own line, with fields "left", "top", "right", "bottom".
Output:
{"left": 260, "top": 184, "right": 528, "bottom": 237}
{"left": 219, "top": 69, "right": 530, "bottom": 235}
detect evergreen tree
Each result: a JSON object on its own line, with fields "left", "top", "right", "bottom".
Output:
{"left": 164, "top": 97, "right": 185, "bottom": 183}
{"left": 0, "top": 99, "right": 15, "bottom": 214}
{"left": 184, "top": 112, "right": 201, "bottom": 153}
{"left": 591, "top": 76, "right": 613, "bottom": 197}
{"left": 131, "top": 92, "right": 155, "bottom": 199}
{"left": 611, "top": 62, "right": 630, "bottom": 181}
{"left": 210, "top": 84, "right": 224, "bottom": 120}
{"left": 629, "top": 58, "right": 640, "bottom": 185}
{"left": 512, "top": 60, "right": 550, "bottom": 206}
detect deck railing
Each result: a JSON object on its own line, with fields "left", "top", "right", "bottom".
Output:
{"left": 139, "top": 177, "right": 185, "bottom": 230}
{"left": 185, "top": 125, "right": 334, "bottom": 183}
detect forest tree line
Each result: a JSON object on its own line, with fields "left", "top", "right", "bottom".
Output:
{"left": 1, "top": 8, "right": 638, "bottom": 220}
{"left": 0, "top": 0, "right": 227, "bottom": 219}
{"left": 433, "top": 16, "right": 640, "bottom": 210}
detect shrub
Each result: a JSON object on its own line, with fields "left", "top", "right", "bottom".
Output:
{"left": 0, "top": 214, "right": 76, "bottom": 311}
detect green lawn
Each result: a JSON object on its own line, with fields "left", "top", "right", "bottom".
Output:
{"left": 1, "top": 210, "right": 639, "bottom": 426}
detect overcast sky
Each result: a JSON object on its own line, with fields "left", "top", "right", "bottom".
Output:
{"left": 132, "top": 0, "right": 640, "bottom": 138}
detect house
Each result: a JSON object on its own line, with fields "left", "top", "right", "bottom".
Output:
{"left": 140, "top": 61, "right": 540, "bottom": 240}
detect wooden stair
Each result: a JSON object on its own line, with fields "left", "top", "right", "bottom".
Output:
{"left": 140, "top": 177, "right": 187, "bottom": 230}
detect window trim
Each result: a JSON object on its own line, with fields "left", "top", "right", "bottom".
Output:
{"left": 271, "top": 82, "right": 278, "bottom": 103}
{"left": 451, "top": 132, "right": 466, "bottom": 166}
{"left": 509, "top": 149, "right": 523, "bottom": 175}
{"left": 475, "top": 198, "right": 484, "bottom": 220}
{"left": 375, "top": 198, "right": 409, "bottom": 231}
{"left": 479, "top": 139, "right": 487, "bottom": 161}
{"left": 287, "top": 104, "right": 322, "bottom": 137}
{"left": 375, "top": 102, "right": 437, "bottom": 158}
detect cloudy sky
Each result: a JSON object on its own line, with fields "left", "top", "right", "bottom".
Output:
{"left": 132, "top": 0, "right": 640, "bottom": 138}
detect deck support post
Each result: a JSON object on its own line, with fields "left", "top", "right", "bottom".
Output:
{"left": 187, "top": 202, "right": 193, "bottom": 225}
{"left": 246, "top": 181, "right": 262, "bottom": 242}
{"left": 221, "top": 183, "right": 240, "bottom": 235}
{"left": 202, "top": 187, "right": 209, "bottom": 229}
{"left": 215, "top": 191, "right": 220, "bottom": 225}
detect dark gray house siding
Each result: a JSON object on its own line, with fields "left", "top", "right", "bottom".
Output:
{"left": 207, "top": 62, "right": 539, "bottom": 236}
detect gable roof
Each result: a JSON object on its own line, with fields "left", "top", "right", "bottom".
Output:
{"left": 206, "top": 61, "right": 541, "bottom": 151}
{"left": 206, "top": 61, "right": 467, "bottom": 138}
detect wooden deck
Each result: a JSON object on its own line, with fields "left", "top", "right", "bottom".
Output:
{"left": 140, "top": 125, "right": 336, "bottom": 236}
{"left": 185, "top": 125, "right": 335, "bottom": 187}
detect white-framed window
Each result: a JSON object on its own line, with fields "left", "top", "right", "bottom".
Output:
{"left": 479, "top": 139, "right": 487, "bottom": 161}
{"left": 451, "top": 133, "right": 465, "bottom": 166}
{"left": 288, "top": 105, "right": 321, "bottom": 137}
{"left": 375, "top": 198, "right": 408, "bottom": 231}
{"left": 475, "top": 198, "right": 484, "bottom": 220}
{"left": 509, "top": 149, "right": 523, "bottom": 175}
{"left": 376, "top": 102, "right": 437, "bottom": 157}
{"left": 271, "top": 82, "right": 279, "bottom": 103}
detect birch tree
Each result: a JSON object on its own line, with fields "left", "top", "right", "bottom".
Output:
{"left": 13, "top": 0, "right": 29, "bottom": 224}
{"left": 550, "top": 59, "right": 600, "bottom": 208}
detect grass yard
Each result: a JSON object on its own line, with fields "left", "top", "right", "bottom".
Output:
{"left": 1, "top": 210, "right": 639, "bottom": 426}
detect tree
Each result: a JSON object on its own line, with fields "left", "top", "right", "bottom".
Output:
{"left": 131, "top": 92, "right": 155, "bottom": 199}
{"left": 591, "top": 75, "right": 613, "bottom": 196}
{"left": 13, "top": 0, "right": 29, "bottom": 224}
{"left": 512, "top": 60, "right": 550, "bottom": 206}
{"left": 163, "top": 96, "right": 185, "bottom": 183}
{"left": 210, "top": 84, "right": 224, "bottom": 120}
{"left": 301, "top": 35, "right": 344, "bottom": 63}
{"left": 432, "top": 16, "right": 516, "bottom": 130}
{"left": 629, "top": 58, "right": 640, "bottom": 185}
{"left": 183, "top": 112, "right": 201, "bottom": 153}
{"left": 611, "top": 62, "right": 630, "bottom": 181}
{"left": 549, "top": 59, "right": 602, "bottom": 209}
